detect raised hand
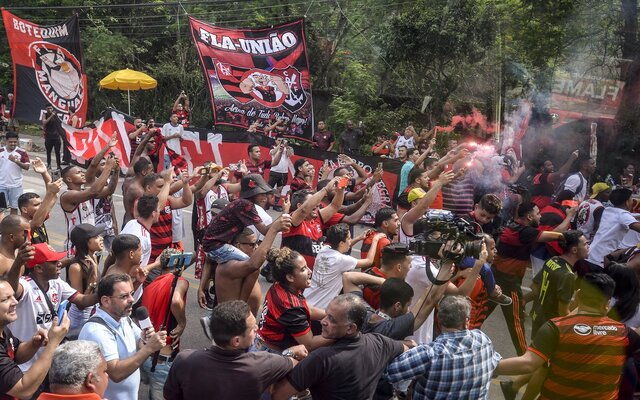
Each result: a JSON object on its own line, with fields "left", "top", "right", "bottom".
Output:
{"left": 46, "top": 179, "right": 63, "bottom": 194}
{"left": 31, "top": 157, "right": 47, "bottom": 174}
{"left": 108, "top": 132, "right": 118, "bottom": 148}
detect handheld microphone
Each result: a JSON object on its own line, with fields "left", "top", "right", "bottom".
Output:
{"left": 135, "top": 306, "right": 153, "bottom": 330}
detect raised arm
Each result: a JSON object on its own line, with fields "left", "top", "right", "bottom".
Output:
{"left": 342, "top": 270, "right": 386, "bottom": 294}
{"left": 340, "top": 191, "right": 373, "bottom": 224}
{"left": 290, "top": 184, "right": 330, "bottom": 226}
{"left": 86, "top": 132, "right": 117, "bottom": 185}
{"left": 60, "top": 158, "right": 116, "bottom": 211}
{"left": 356, "top": 233, "right": 385, "bottom": 269}
{"left": 403, "top": 171, "right": 454, "bottom": 227}
{"left": 30, "top": 179, "right": 62, "bottom": 230}
{"left": 31, "top": 158, "right": 51, "bottom": 184}
{"left": 167, "top": 174, "right": 194, "bottom": 210}
{"left": 318, "top": 180, "right": 345, "bottom": 223}
{"left": 548, "top": 150, "right": 579, "bottom": 184}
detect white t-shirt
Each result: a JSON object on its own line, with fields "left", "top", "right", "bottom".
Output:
{"left": 304, "top": 246, "right": 357, "bottom": 309}
{"left": 161, "top": 122, "right": 184, "bottom": 154}
{"left": 171, "top": 189, "right": 185, "bottom": 243}
{"left": 270, "top": 146, "right": 293, "bottom": 174}
{"left": 587, "top": 207, "right": 638, "bottom": 267}
{"left": 248, "top": 204, "right": 272, "bottom": 242}
{"left": 11, "top": 277, "right": 78, "bottom": 371}
{"left": 619, "top": 229, "right": 640, "bottom": 250}
{"left": 563, "top": 172, "right": 587, "bottom": 202}
{"left": 121, "top": 219, "right": 152, "bottom": 267}
{"left": 0, "top": 146, "right": 29, "bottom": 188}
{"left": 405, "top": 256, "right": 436, "bottom": 345}
{"left": 394, "top": 136, "right": 415, "bottom": 158}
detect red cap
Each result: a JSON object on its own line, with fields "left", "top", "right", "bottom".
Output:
{"left": 27, "top": 243, "right": 66, "bottom": 268}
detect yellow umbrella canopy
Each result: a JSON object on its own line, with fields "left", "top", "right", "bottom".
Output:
{"left": 99, "top": 68, "right": 157, "bottom": 114}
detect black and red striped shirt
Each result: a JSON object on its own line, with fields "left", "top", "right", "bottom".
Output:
{"left": 530, "top": 314, "right": 640, "bottom": 400}
{"left": 258, "top": 282, "right": 311, "bottom": 350}
{"left": 150, "top": 201, "right": 173, "bottom": 262}
{"left": 494, "top": 222, "right": 541, "bottom": 277}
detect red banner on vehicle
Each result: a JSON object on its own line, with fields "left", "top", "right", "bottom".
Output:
{"left": 1, "top": 10, "right": 88, "bottom": 126}
{"left": 189, "top": 17, "right": 313, "bottom": 142}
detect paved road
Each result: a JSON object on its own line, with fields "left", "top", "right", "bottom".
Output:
{"left": 20, "top": 144, "right": 530, "bottom": 399}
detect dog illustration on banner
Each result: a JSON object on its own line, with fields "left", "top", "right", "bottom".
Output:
{"left": 29, "top": 42, "right": 84, "bottom": 113}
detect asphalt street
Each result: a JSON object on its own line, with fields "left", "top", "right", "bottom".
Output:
{"left": 19, "top": 142, "right": 531, "bottom": 399}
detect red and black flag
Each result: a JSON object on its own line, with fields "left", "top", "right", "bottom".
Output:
{"left": 189, "top": 17, "right": 314, "bottom": 142}
{"left": 2, "top": 10, "right": 88, "bottom": 126}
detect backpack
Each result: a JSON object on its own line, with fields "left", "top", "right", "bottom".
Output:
{"left": 553, "top": 173, "right": 584, "bottom": 201}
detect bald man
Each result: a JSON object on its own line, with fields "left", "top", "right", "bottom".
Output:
{"left": 0, "top": 214, "right": 31, "bottom": 275}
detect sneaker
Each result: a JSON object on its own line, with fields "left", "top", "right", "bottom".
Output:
{"left": 203, "top": 291, "right": 214, "bottom": 311}
{"left": 200, "top": 315, "right": 212, "bottom": 341}
{"left": 500, "top": 379, "right": 517, "bottom": 400}
{"left": 489, "top": 293, "right": 512, "bottom": 306}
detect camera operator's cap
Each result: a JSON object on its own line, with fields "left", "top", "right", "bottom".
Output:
{"left": 240, "top": 174, "right": 273, "bottom": 199}
{"left": 27, "top": 243, "right": 66, "bottom": 268}
{"left": 407, "top": 188, "right": 427, "bottom": 203}
{"left": 590, "top": 182, "right": 611, "bottom": 199}
{"left": 70, "top": 223, "right": 106, "bottom": 247}
{"left": 382, "top": 243, "right": 414, "bottom": 257}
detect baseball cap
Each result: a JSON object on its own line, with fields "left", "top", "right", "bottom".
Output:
{"left": 27, "top": 243, "right": 66, "bottom": 268}
{"left": 590, "top": 182, "right": 611, "bottom": 199}
{"left": 70, "top": 224, "right": 105, "bottom": 247}
{"left": 407, "top": 188, "right": 427, "bottom": 203}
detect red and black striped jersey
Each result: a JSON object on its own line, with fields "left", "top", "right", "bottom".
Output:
{"left": 258, "top": 282, "right": 311, "bottom": 350}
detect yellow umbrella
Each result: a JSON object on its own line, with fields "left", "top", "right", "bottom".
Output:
{"left": 99, "top": 68, "right": 157, "bottom": 114}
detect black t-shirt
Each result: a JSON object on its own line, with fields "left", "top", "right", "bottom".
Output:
{"left": 531, "top": 257, "right": 576, "bottom": 331}
{"left": 287, "top": 333, "right": 404, "bottom": 400}
{"left": 0, "top": 328, "right": 22, "bottom": 400}
{"left": 363, "top": 312, "right": 414, "bottom": 341}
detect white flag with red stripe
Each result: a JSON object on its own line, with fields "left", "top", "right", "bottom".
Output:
{"left": 62, "top": 109, "right": 133, "bottom": 166}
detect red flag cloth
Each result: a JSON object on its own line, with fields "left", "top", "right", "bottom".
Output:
{"left": 164, "top": 145, "right": 188, "bottom": 172}
{"left": 62, "top": 110, "right": 132, "bottom": 166}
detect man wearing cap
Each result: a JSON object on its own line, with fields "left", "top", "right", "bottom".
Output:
{"left": 575, "top": 182, "right": 611, "bottom": 243}
{"left": 202, "top": 174, "right": 291, "bottom": 314}
{"left": 6, "top": 243, "right": 99, "bottom": 373}
{"left": 289, "top": 158, "right": 314, "bottom": 193}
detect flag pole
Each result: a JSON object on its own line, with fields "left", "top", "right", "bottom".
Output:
{"left": 127, "top": 90, "right": 131, "bottom": 115}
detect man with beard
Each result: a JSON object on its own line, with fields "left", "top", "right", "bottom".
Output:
{"left": 491, "top": 202, "right": 565, "bottom": 356}
{"left": 530, "top": 150, "right": 579, "bottom": 209}
{"left": 79, "top": 274, "right": 166, "bottom": 400}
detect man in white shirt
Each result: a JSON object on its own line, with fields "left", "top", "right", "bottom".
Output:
{"left": 394, "top": 126, "right": 416, "bottom": 158}
{"left": 161, "top": 113, "right": 184, "bottom": 169}
{"left": 561, "top": 156, "right": 596, "bottom": 202}
{"left": 304, "top": 223, "right": 386, "bottom": 309}
{"left": 268, "top": 135, "right": 294, "bottom": 211}
{"left": 0, "top": 131, "right": 30, "bottom": 214}
{"left": 120, "top": 195, "right": 159, "bottom": 270}
{"left": 79, "top": 274, "right": 166, "bottom": 400}
{"left": 586, "top": 188, "right": 640, "bottom": 269}
{"left": 6, "top": 243, "right": 99, "bottom": 371}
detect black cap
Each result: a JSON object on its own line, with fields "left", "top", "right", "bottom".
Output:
{"left": 240, "top": 174, "right": 273, "bottom": 199}
{"left": 70, "top": 223, "right": 106, "bottom": 246}
{"left": 381, "top": 242, "right": 414, "bottom": 257}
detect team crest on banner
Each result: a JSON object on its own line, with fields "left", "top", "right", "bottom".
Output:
{"left": 189, "top": 17, "right": 314, "bottom": 142}
{"left": 2, "top": 10, "right": 88, "bottom": 126}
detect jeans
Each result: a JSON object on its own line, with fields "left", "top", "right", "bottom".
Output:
{"left": 141, "top": 357, "right": 172, "bottom": 400}
{"left": 206, "top": 244, "right": 249, "bottom": 264}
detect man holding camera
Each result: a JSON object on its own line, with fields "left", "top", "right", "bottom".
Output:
{"left": 172, "top": 91, "right": 190, "bottom": 128}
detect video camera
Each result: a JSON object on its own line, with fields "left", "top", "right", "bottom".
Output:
{"left": 409, "top": 209, "right": 484, "bottom": 264}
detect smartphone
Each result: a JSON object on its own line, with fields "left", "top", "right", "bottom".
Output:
{"left": 337, "top": 176, "right": 350, "bottom": 189}
{"left": 199, "top": 167, "right": 210, "bottom": 176}
{"left": 167, "top": 252, "right": 193, "bottom": 268}
{"left": 377, "top": 162, "right": 383, "bottom": 170}
{"left": 51, "top": 169, "right": 61, "bottom": 180}
{"left": 57, "top": 299, "right": 69, "bottom": 321}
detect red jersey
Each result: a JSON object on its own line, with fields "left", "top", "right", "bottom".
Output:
{"left": 258, "top": 282, "right": 311, "bottom": 350}
{"left": 361, "top": 267, "right": 387, "bottom": 310}
{"left": 141, "top": 273, "right": 187, "bottom": 348}
{"left": 150, "top": 201, "right": 172, "bottom": 262}
{"left": 282, "top": 212, "right": 343, "bottom": 270}
{"left": 360, "top": 232, "right": 391, "bottom": 270}
{"left": 289, "top": 176, "right": 312, "bottom": 193}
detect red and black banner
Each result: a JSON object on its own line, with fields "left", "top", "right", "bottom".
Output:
{"left": 2, "top": 10, "right": 88, "bottom": 126}
{"left": 189, "top": 17, "right": 314, "bottom": 142}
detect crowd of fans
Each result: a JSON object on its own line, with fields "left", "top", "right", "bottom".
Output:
{"left": 0, "top": 91, "right": 640, "bottom": 400}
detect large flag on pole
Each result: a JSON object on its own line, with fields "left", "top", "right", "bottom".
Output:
{"left": 62, "top": 109, "right": 132, "bottom": 166}
{"left": 189, "top": 17, "right": 314, "bottom": 141}
{"left": 2, "top": 9, "right": 88, "bottom": 126}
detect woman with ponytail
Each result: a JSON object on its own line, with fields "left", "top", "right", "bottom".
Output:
{"left": 255, "top": 247, "right": 333, "bottom": 352}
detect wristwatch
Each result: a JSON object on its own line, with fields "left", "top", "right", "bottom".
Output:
{"left": 281, "top": 348, "right": 297, "bottom": 360}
